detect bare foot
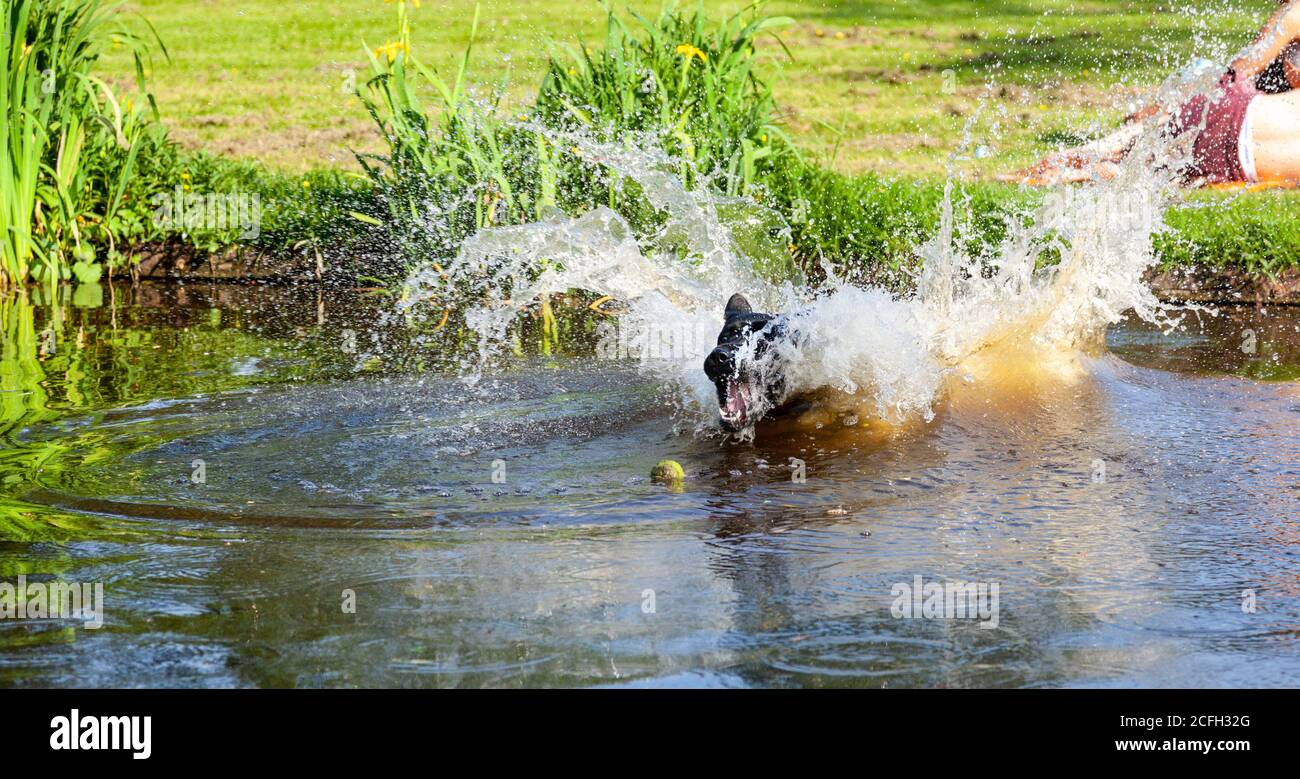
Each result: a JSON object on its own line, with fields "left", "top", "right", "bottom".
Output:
{"left": 1003, "top": 123, "right": 1145, "bottom": 185}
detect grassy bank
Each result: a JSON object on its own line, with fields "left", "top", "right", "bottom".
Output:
{"left": 8, "top": 0, "right": 1300, "bottom": 289}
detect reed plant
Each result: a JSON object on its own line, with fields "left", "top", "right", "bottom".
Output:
{"left": 352, "top": 1, "right": 798, "bottom": 267}
{"left": 1, "top": 0, "right": 161, "bottom": 288}
{"left": 537, "top": 1, "right": 793, "bottom": 195}
{"left": 354, "top": 0, "right": 534, "bottom": 263}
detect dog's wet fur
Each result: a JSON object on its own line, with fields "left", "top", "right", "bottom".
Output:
{"left": 703, "top": 293, "right": 796, "bottom": 431}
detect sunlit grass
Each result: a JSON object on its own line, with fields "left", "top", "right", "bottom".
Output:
{"left": 99, "top": 0, "right": 1274, "bottom": 176}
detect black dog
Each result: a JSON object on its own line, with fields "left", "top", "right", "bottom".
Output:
{"left": 703, "top": 293, "right": 791, "bottom": 431}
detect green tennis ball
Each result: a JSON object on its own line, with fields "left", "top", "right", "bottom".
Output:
{"left": 651, "top": 459, "right": 685, "bottom": 484}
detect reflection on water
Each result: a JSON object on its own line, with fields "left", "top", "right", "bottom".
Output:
{"left": 0, "top": 283, "right": 1297, "bottom": 687}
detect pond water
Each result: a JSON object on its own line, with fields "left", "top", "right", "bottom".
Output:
{"left": 0, "top": 282, "right": 1297, "bottom": 687}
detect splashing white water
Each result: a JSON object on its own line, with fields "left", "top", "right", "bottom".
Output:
{"left": 402, "top": 68, "right": 1217, "bottom": 438}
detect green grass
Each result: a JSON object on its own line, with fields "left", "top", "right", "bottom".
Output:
{"left": 1161, "top": 190, "right": 1300, "bottom": 277}
{"left": 99, "top": 0, "right": 1275, "bottom": 177}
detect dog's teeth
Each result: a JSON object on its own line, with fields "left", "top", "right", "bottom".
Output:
{"left": 722, "top": 382, "right": 751, "bottom": 427}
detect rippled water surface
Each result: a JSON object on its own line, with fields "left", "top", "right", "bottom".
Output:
{"left": 1, "top": 284, "right": 1297, "bottom": 687}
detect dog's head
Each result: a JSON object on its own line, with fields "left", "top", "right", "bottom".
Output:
{"left": 703, "top": 293, "right": 787, "bottom": 431}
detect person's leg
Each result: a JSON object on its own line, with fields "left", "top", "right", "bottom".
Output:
{"left": 1004, "top": 122, "right": 1145, "bottom": 184}
{"left": 1247, "top": 90, "right": 1300, "bottom": 181}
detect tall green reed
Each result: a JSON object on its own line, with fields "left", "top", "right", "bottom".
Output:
{"left": 537, "top": 1, "right": 794, "bottom": 196}
{"left": 1, "top": 0, "right": 161, "bottom": 289}
{"left": 355, "top": 0, "right": 628, "bottom": 282}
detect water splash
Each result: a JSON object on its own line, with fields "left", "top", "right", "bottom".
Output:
{"left": 402, "top": 67, "right": 1219, "bottom": 439}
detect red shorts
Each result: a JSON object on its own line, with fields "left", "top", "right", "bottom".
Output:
{"left": 1169, "top": 76, "right": 1258, "bottom": 183}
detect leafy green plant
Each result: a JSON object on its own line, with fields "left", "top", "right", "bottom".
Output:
{"left": 348, "top": 1, "right": 802, "bottom": 276}
{"left": 354, "top": 1, "right": 527, "bottom": 265}
{"left": 537, "top": 0, "right": 794, "bottom": 195}
{"left": 1, "top": 0, "right": 162, "bottom": 288}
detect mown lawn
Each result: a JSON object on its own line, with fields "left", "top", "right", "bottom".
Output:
{"left": 106, "top": 0, "right": 1273, "bottom": 176}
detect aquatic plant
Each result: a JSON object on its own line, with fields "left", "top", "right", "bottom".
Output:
{"left": 536, "top": 0, "right": 795, "bottom": 195}
{"left": 351, "top": 1, "right": 800, "bottom": 272}
{"left": 353, "top": 0, "right": 529, "bottom": 265}
{"left": 0, "top": 0, "right": 163, "bottom": 288}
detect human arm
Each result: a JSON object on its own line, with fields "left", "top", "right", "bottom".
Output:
{"left": 1230, "top": 0, "right": 1300, "bottom": 82}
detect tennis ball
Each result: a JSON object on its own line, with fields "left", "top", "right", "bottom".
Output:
{"left": 651, "top": 459, "right": 685, "bottom": 484}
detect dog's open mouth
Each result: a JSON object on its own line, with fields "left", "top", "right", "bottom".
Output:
{"left": 720, "top": 381, "right": 752, "bottom": 429}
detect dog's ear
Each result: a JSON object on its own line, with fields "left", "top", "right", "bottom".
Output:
{"left": 724, "top": 293, "right": 752, "bottom": 315}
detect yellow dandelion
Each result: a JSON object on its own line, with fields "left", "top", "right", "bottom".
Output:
{"left": 815, "top": 29, "right": 825, "bottom": 37}
{"left": 834, "top": 31, "right": 845, "bottom": 40}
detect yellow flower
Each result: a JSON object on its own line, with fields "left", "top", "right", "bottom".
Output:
{"left": 834, "top": 31, "right": 845, "bottom": 40}
{"left": 675, "top": 44, "right": 707, "bottom": 63}
{"left": 374, "top": 41, "right": 409, "bottom": 62}
{"left": 302, "top": 180, "right": 311, "bottom": 189}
